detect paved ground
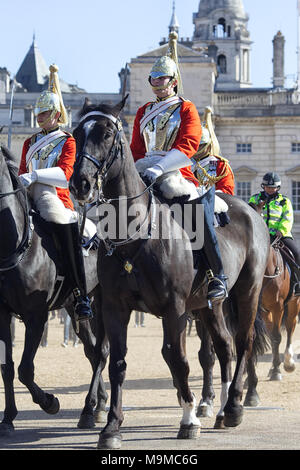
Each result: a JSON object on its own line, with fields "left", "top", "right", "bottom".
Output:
{"left": 1, "top": 313, "right": 300, "bottom": 453}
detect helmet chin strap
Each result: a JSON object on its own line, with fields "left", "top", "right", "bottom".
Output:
{"left": 38, "top": 109, "right": 59, "bottom": 129}
{"left": 150, "top": 76, "right": 177, "bottom": 91}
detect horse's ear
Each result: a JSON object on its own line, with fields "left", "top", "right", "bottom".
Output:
{"left": 79, "top": 97, "right": 92, "bottom": 116}
{"left": 112, "top": 93, "right": 129, "bottom": 117}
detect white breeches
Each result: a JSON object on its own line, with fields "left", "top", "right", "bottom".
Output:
{"left": 29, "top": 183, "right": 97, "bottom": 239}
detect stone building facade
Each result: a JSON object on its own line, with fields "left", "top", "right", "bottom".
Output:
{"left": 1, "top": 0, "right": 300, "bottom": 242}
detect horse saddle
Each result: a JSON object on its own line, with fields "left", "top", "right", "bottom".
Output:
{"left": 29, "top": 211, "right": 71, "bottom": 308}
{"left": 274, "top": 240, "right": 300, "bottom": 297}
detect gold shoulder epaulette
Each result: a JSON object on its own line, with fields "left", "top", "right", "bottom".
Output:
{"left": 215, "top": 154, "right": 229, "bottom": 163}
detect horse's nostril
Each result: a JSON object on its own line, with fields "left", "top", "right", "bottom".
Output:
{"left": 82, "top": 179, "right": 90, "bottom": 195}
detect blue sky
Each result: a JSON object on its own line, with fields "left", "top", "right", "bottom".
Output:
{"left": 1, "top": 0, "right": 299, "bottom": 92}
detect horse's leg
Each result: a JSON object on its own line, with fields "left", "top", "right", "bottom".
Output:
{"left": 74, "top": 302, "right": 109, "bottom": 428}
{"left": 89, "top": 289, "right": 109, "bottom": 423}
{"left": 283, "top": 299, "right": 299, "bottom": 373}
{"left": 195, "top": 315, "right": 215, "bottom": 418}
{"left": 0, "top": 311, "right": 17, "bottom": 436}
{"left": 97, "top": 303, "right": 130, "bottom": 450}
{"left": 244, "top": 307, "right": 270, "bottom": 407}
{"left": 200, "top": 304, "right": 232, "bottom": 429}
{"left": 18, "top": 312, "right": 60, "bottom": 414}
{"left": 223, "top": 286, "right": 262, "bottom": 427}
{"left": 268, "top": 303, "right": 284, "bottom": 381}
{"left": 161, "top": 311, "right": 200, "bottom": 440}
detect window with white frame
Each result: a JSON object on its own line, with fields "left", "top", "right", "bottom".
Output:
{"left": 236, "top": 143, "right": 252, "bottom": 153}
{"left": 236, "top": 181, "right": 252, "bottom": 202}
{"left": 291, "top": 142, "right": 300, "bottom": 153}
{"left": 292, "top": 180, "right": 300, "bottom": 210}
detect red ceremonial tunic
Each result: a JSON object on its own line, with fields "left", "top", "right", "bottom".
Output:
{"left": 130, "top": 99, "right": 202, "bottom": 186}
{"left": 214, "top": 158, "right": 235, "bottom": 195}
{"left": 19, "top": 132, "right": 76, "bottom": 210}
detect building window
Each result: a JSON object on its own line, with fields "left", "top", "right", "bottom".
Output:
{"left": 291, "top": 142, "right": 300, "bottom": 153}
{"left": 292, "top": 181, "right": 300, "bottom": 210}
{"left": 236, "top": 143, "right": 252, "bottom": 153}
{"left": 236, "top": 181, "right": 252, "bottom": 202}
{"left": 217, "top": 55, "right": 227, "bottom": 74}
{"left": 213, "top": 18, "right": 227, "bottom": 38}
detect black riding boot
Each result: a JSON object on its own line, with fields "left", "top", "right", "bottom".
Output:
{"left": 281, "top": 237, "right": 300, "bottom": 296}
{"left": 51, "top": 222, "right": 93, "bottom": 321}
{"left": 201, "top": 187, "right": 227, "bottom": 304}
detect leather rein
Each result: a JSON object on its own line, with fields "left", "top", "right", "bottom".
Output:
{"left": 0, "top": 182, "right": 31, "bottom": 271}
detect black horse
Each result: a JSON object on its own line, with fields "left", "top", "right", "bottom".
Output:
{"left": 70, "top": 98, "right": 270, "bottom": 450}
{"left": 194, "top": 303, "right": 270, "bottom": 422}
{"left": 0, "top": 145, "right": 109, "bottom": 436}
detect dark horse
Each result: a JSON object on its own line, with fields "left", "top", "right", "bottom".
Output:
{"left": 195, "top": 207, "right": 300, "bottom": 419}
{"left": 0, "top": 145, "right": 109, "bottom": 436}
{"left": 70, "top": 98, "right": 270, "bottom": 450}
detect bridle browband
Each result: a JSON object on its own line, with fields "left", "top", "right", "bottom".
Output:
{"left": 75, "top": 110, "right": 157, "bottom": 255}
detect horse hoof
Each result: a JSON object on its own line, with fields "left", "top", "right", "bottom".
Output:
{"left": 77, "top": 414, "right": 96, "bottom": 429}
{"left": 94, "top": 409, "right": 107, "bottom": 423}
{"left": 224, "top": 411, "right": 243, "bottom": 428}
{"left": 243, "top": 392, "right": 260, "bottom": 407}
{"left": 177, "top": 424, "right": 200, "bottom": 439}
{"left": 284, "top": 363, "right": 296, "bottom": 373}
{"left": 214, "top": 415, "right": 226, "bottom": 429}
{"left": 0, "top": 422, "right": 15, "bottom": 437}
{"left": 97, "top": 432, "right": 122, "bottom": 450}
{"left": 269, "top": 372, "right": 282, "bottom": 381}
{"left": 197, "top": 403, "right": 214, "bottom": 418}
{"left": 42, "top": 395, "right": 60, "bottom": 415}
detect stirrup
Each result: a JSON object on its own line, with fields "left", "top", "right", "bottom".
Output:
{"left": 206, "top": 270, "right": 228, "bottom": 304}
{"left": 73, "top": 288, "right": 93, "bottom": 321}
{"left": 293, "top": 282, "right": 300, "bottom": 297}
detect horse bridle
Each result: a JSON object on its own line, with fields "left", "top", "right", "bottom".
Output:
{"left": 75, "top": 111, "right": 125, "bottom": 196}
{"left": 75, "top": 111, "right": 157, "bottom": 255}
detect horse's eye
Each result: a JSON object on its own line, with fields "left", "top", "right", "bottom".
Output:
{"left": 104, "top": 132, "right": 113, "bottom": 140}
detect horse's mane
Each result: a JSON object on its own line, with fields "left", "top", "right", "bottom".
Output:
{"left": 0, "top": 145, "right": 27, "bottom": 208}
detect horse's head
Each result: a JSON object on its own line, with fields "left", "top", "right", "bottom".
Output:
{"left": 70, "top": 95, "right": 129, "bottom": 204}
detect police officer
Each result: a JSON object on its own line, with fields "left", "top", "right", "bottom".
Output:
{"left": 249, "top": 172, "right": 300, "bottom": 295}
{"left": 18, "top": 65, "right": 93, "bottom": 320}
{"left": 130, "top": 32, "right": 227, "bottom": 303}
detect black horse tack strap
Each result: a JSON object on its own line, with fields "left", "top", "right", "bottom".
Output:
{"left": 0, "top": 187, "right": 32, "bottom": 272}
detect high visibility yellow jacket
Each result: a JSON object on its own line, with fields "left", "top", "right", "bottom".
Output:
{"left": 249, "top": 191, "right": 294, "bottom": 238}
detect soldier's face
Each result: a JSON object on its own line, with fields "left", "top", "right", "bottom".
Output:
{"left": 37, "top": 110, "right": 60, "bottom": 129}
{"left": 150, "top": 76, "right": 177, "bottom": 99}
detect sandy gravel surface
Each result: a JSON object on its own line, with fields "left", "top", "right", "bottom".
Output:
{"left": 1, "top": 313, "right": 300, "bottom": 452}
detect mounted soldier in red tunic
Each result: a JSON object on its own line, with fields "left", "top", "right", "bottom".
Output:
{"left": 19, "top": 65, "right": 94, "bottom": 321}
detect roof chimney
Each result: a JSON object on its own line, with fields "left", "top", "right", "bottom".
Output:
{"left": 272, "top": 31, "right": 285, "bottom": 88}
